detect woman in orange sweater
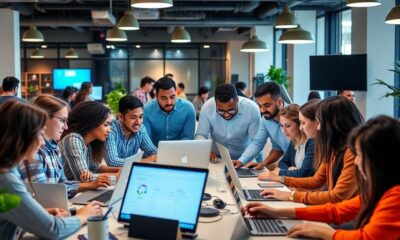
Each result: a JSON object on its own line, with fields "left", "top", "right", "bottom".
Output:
{"left": 245, "top": 116, "right": 400, "bottom": 239}
{"left": 259, "top": 96, "right": 364, "bottom": 204}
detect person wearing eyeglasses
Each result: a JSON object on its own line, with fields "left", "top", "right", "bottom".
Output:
{"left": 195, "top": 84, "right": 261, "bottom": 162}
{"left": 19, "top": 95, "right": 111, "bottom": 198}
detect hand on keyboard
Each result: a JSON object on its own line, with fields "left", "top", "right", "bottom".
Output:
{"left": 260, "top": 189, "right": 291, "bottom": 201}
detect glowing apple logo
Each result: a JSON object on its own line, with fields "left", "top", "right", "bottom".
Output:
{"left": 180, "top": 154, "right": 188, "bottom": 164}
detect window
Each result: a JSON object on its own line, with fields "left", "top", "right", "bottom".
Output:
{"left": 340, "top": 9, "right": 352, "bottom": 55}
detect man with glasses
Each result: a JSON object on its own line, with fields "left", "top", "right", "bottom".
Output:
{"left": 144, "top": 77, "right": 196, "bottom": 146}
{"left": 195, "top": 84, "right": 261, "bottom": 162}
{"left": 234, "top": 82, "right": 290, "bottom": 170}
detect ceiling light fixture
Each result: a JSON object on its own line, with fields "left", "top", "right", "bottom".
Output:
{"left": 240, "top": 35, "right": 269, "bottom": 52}
{"left": 22, "top": 26, "right": 44, "bottom": 42}
{"left": 131, "top": 0, "right": 173, "bottom": 9}
{"left": 171, "top": 26, "right": 191, "bottom": 43}
{"left": 117, "top": 10, "right": 140, "bottom": 30}
{"left": 30, "top": 48, "right": 44, "bottom": 58}
{"left": 65, "top": 47, "right": 79, "bottom": 58}
{"left": 385, "top": 5, "right": 400, "bottom": 25}
{"left": 346, "top": 0, "right": 381, "bottom": 7}
{"left": 278, "top": 25, "right": 314, "bottom": 44}
{"left": 275, "top": 7, "right": 298, "bottom": 29}
{"left": 106, "top": 26, "right": 128, "bottom": 41}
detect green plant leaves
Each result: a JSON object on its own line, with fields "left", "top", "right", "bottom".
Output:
{"left": 265, "top": 65, "right": 290, "bottom": 89}
{"left": 372, "top": 61, "right": 400, "bottom": 99}
{"left": 106, "top": 84, "right": 127, "bottom": 114}
{"left": 0, "top": 192, "right": 21, "bottom": 213}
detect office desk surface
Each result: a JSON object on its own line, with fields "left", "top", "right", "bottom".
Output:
{"left": 63, "top": 160, "right": 330, "bottom": 240}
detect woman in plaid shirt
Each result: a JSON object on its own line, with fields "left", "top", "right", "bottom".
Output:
{"left": 19, "top": 94, "right": 111, "bottom": 197}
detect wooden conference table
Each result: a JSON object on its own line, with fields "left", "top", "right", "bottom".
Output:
{"left": 62, "top": 160, "right": 331, "bottom": 240}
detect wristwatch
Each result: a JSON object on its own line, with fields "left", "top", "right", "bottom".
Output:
{"left": 289, "top": 190, "right": 295, "bottom": 201}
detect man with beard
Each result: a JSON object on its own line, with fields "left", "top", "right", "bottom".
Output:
{"left": 195, "top": 84, "right": 261, "bottom": 162}
{"left": 105, "top": 95, "right": 157, "bottom": 167}
{"left": 233, "top": 82, "right": 290, "bottom": 170}
{"left": 144, "top": 77, "right": 196, "bottom": 146}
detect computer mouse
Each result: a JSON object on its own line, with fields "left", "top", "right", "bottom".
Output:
{"left": 213, "top": 198, "right": 226, "bottom": 209}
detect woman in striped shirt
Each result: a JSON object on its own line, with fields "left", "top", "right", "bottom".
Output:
{"left": 0, "top": 101, "right": 102, "bottom": 239}
{"left": 19, "top": 95, "right": 111, "bottom": 197}
{"left": 59, "top": 101, "right": 120, "bottom": 182}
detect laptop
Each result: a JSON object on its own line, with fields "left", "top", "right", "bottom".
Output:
{"left": 25, "top": 183, "right": 69, "bottom": 211}
{"left": 157, "top": 140, "right": 212, "bottom": 169}
{"left": 118, "top": 162, "right": 208, "bottom": 236}
{"left": 71, "top": 151, "right": 143, "bottom": 206}
{"left": 216, "top": 143, "right": 280, "bottom": 201}
{"left": 229, "top": 184, "right": 302, "bottom": 236}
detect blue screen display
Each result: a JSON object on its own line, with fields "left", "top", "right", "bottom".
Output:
{"left": 90, "top": 86, "right": 103, "bottom": 100}
{"left": 53, "top": 68, "right": 91, "bottom": 90}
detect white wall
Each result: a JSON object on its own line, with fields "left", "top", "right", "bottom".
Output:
{"left": 0, "top": 9, "right": 21, "bottom": 95}
{"left": 366, "top": 0, "right": 396, "bottom": 118}
{"left": 254, "top": 26, "right": 274, "bottom": 76}
{"left": 292, "top": 11, "right": 317, "bottom": 105}
{"left": 228, "top": 40, "right": 250, "bottom": 85}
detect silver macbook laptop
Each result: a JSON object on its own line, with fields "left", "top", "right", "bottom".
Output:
{"left": 216, "top": 143, "right": 279, "bottom": 201}
{"left": 157, "top": 140, "right": 212, "bottom": 169}
{"left": 118, "top": 162, "right": 208, "bottom": 236}
{"left": 229, "top": 185, "right": 302, "bottom": 237}
{"left": 25, "top": 183, "right": 69, "bottom": 211}
{"left": 71, "top": 151, "right": 143, "bottom": 205}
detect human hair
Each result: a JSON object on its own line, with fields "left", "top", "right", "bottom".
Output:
{"left": 2, "top": 76, "right": 20, "bottom": 91}
{"left": 348, "top": 116, "right": 400, "bottom": 228}
{"left": 307, "top": 91, "right": 321, "bottom": 101}
{"left": 336, "top": 90, "right": 345, "bottom": 95}
{"left": 154, "top": 77, "right": 176, "bottom": 93}
{"left": 280, "top": 104, "right": 307, "bottom": 146}
{"left": 214, "top": 84, "right": 237, "bottom": 103}
{"left": 165, "top": 73, "right": 174, "bottom": 78}
{"left": 198, "top": 86, "right": 209, "bottom": 96}
{"left": 314, "top": 96, "right": 364, "bottom": 170}
{"left": 119, "top": 95, "right": 143, "bottom": 115}
{"left": 299, "top": 99, "right": 321, "bottom": 121}
{"left": 63, "top": 101, "right": 110, "bottom": 163}
{"left": 254, "top": 82, "right": 282, "bottom": 99}
{"left": 61, "top": 86, "right": 78, "bottom": 102}
{"left": 140, "top": 76, "right": 155, "bottom": 87}
{"left": 235, "top": 81, "right": 247, "bottom": 91}
{"left": 178, "top": 82, "right": 185, "bottom": 90}
{"left": 0, "top": 101, "right": 48, "bottom": 168}
{"left": 74, "top": 82, "right": 92, "bottom": 106}
{"left": 33, "top": 94, "right": 69, "bottom": 117}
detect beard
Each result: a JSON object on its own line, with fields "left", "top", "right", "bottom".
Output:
{"left": 262, "top": 106, "right": 279, "bottom": 120}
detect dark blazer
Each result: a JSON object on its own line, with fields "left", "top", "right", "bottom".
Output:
{"left": 278, "top": 138, "right": 315, "bottom": 177}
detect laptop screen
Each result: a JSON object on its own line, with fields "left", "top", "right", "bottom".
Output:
{"left": 118, "top": 163, "right": 208, "bottom": 233}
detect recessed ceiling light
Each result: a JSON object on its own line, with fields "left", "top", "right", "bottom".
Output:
{"left": 203, "top": 45, "right": 210, "bottom": 48}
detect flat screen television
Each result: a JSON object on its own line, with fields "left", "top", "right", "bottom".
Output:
{"left": 90, "top": 86, "right": 103, "bottom": 100}
{"left": 52, "top": 68, "right": 91, "bottom": 90}
{"left": 309, "top": 54, "right": 367, "bottom": 91}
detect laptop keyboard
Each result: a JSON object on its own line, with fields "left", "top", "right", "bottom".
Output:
{"left": 250, "top": 218, "right": 288, "bottom": 234}
{"left": 88, "top": 190, "right": 113, "bottom": 203}
{"left": 236, "top": 169, "right": 256, "bottom": 176}
{"left": 247, "top": 189, "right": 262, "bottom": 199}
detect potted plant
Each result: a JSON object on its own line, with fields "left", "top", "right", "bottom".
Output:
{"left": 0, "top": 191, "right": 21, "bottom": 212}
{"left": 106, "top": 83, "right": 127, "bottom": 114}
{"left": 372, "top": 60, "right": 400, "bottom": 98}
{"left": 265, "top": 65, "right": 290, "bottom": 89}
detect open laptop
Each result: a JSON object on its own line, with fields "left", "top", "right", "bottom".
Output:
{"left": 25, "top": 183, "right": 69, "bottom": 211}
{"left": 157, "top": 140, "right": 212, "bottom": 169}
{"left": 216, "top": 143, "right": 280, "bottom": 201}
{"left": 71, "top": 151, "right": 143, "bottom": 205}
{"left": 229, "top": 183, "right": 302, "bottom": 236}
{"left": 118, "top": 162, "right": 208, "bottom": 237}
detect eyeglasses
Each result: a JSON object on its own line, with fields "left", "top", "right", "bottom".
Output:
{"left": 216, "top": 109, "right": 237, "bottom": 115}
{"left": 52, "top": 115, "right": 68, "bottom": 125}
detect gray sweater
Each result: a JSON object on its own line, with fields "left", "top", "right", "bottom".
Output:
{"left": 0, "top": 167, "right": 81, "bottom": 239}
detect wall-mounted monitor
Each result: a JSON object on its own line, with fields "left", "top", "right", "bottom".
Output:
{"left": 90, "top": 86, "right": 103, "bottom": 101}
{"left": 310, "top": 54, "right": 367, "bottom": 91}
{"left": 53, "top": 68, "right": 91, "bottom": 90}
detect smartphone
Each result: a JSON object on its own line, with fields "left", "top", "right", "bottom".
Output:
{"left": 257, "top": 182, "right": 284, "bottom": 188}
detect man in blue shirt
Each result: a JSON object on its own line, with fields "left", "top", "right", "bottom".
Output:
{"left": 144, "top": 77, "right": 196, "bottom": 146}
{"left": 234, "top": 82, "right": 290, "bottom": 170}
{"left": 105, "top": 95, "right": 157, "bottom": 167}
{"left": 195, "top": 84, "right": 261, "bottom": 161}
